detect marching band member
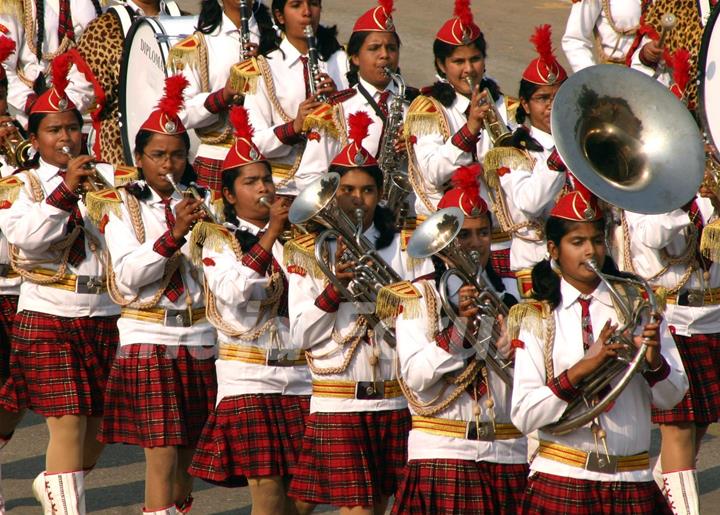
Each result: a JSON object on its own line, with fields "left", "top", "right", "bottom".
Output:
{"left": 173, "top": 0, "right": 271, "bottom": 193}
{"left": 622, "top": 188, "right": 720, "bottom": 514}
{"left": 0, "top": 52, "right": 119, "bottom": 514}
{"left": 0, "top": 0, "right": 101, "bottom": 122}
{"left": 561, "top": 0, "right": 641, "bottom": 71}
{"left": 488, "top": 24, "right": 569, "bottom": 299}
{"left": 287, "top": 112, "right": 432, "bottom": 514}
{"left": 98, "top": 76, "right": 216, "bottom": 515}
{"left": 510, "top": 188, "right": 687, "bottom": 514}
{"left": 243, "top": 0, "right": 349, "bottom": 197}
{"left": 404, "top": 0, "right": 516, "bottom": 295}
{"left": 294, "top": 0, "right": 414, "bottom": 192}
{"left": 393, "top": 164, "right": 526, "bottom": 515}
{"left": 188, "top": 106, "right": 312, "bottom": 515}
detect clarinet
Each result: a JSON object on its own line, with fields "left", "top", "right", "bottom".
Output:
{"left": 378, "top": 67, "right": 411, "bottom": 228}
{"left": 303, "top": 26, "right": 327, "bottom": 102}
{"left": 240, "top": 0, "right": 251, "bottom": 60}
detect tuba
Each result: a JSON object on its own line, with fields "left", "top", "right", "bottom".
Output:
{"left": 546, "top": 64, "right": 702, "bottom": 434}
{"left": 289, "top": 173, "right": 404, "bottom": 346}
{"left": 407, "top": 207, "right": 513, "bottom": 386}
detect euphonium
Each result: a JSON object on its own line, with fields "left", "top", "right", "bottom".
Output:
{"left": 303, "top": 26, "right": 327, "bottom": 102}
{"left": 407, "top": 207, "right": 514, "bottom": 386}
{"left": 0, "top": 121, "right": 32, "bottom": 168}
{"left": 59, "top": 146, "right": 114, "bottom": 194}
{"left": 465, "top": 75, "right": 512, "bottom": 147}
{"left": 289, "top": 173, "right": 404, "bottom": 346}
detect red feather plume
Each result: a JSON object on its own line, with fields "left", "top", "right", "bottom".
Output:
{"left": 157, "top": 74, "right": 189, "bottom": 118}
{"left": 530, "top": 24, "right": 555, "bottom": 64}
{"left": 50, "top": 52, "right": 73, "bottom": 97}
{"left": 451, "top": 163, "right": 481, "bottom": 197}
{"left": 379, "top": 0, "right": 394, "bottom": 14}
{"left": 0, "top": 36, "right": 16, "bottom": 65}
{"left": 229, "top": 105, "right": 255, "bottom": 140}
{"left": 666, "top": 47, "right": 691, "bottom": 98}
{"left": 454, "top": 0, "right": 474, "bottom": 28}
{"left": 348, "top": 111, "right": 373, "bottom": 145}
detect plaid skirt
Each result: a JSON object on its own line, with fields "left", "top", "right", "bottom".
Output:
{"left": 520, "top": 472, "right": 672, "bottom": 514}
{"left": 0, "top": 310, "right": 118, "bottom": 416}
{"left": 652, "top": 332, "right": 720, "bottom": 425}
{"left": 490, "top": 248, "right": 515, "bottom": 279}
{"left": 189, "top": 393, "right": 310, "bottom": 486}
{"left": 288, "top": 409, "right": 411, "bottom": 507}
{"left": 391, "top": 459, "right": 529, "bottom": 515}
{"left": 0, "top": 295, "right": 18, "bottom": 383}
{"left": 193, "top": 156, "right": 224, "bottom": 195}
{"left": 99, "top": 344, "right": 217, "bottom": 448}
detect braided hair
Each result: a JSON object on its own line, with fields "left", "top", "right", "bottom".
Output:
{"left": 35, "top": 0, "right": 102, "bottom": 60}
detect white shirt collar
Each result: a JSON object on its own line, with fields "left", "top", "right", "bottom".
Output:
{"left": 529, "top": 125, "right": 555, "bottom": 151}
{"left": 279, "top": 37, "right": 303, "bottom": 66}
{"left": 218, "top": 11, "right": 258, "bottom": 36}
{"left": 452, "top": 91, "right": 470, "bottom": 115}
{"left": 357, "top": 75, "right": 398, "bottom": 100}
{"left": 225, "top": 217, "right": 268, "bottom": 236}
{"left": 560, "top": 277, "right": 613, "bottom": 311}
{"left": 148, "top": 183, "right": 183, "bottom": 205}
{"left": 37, "top": 158, "right": 64, "bottom": 181}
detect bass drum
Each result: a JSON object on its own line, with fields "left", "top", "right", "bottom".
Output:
{"left": 699, "top": 5, "right": 720, "bottom": 159}
{"left": 119, "top": 16, "right": 199, "bottom": 165}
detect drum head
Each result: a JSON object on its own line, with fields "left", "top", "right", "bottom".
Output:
{"left": 699, "top": 6, "right": 720, "bottom": 159}
{"left": 119, "top": 16, "right": 198, "bottom": 165}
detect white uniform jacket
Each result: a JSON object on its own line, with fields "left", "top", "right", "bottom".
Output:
{"left": 104, "top": 186, "right": 215, "bottom": 346}
{"left": 511, "top": 279, "right": 687, "bottom": 482}
{"left": 202, "top": 217, "right": 311, "bottom": 403}
{"left": 396, "top": 279, "right": 527, "bottom": 463}
{"left": 0, "top": 157, "right": 21, "bottom": 296}
{"left": 288, "top": 226, "right": 432, "bottom": 413}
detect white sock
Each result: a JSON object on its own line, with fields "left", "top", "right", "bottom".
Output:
{"left": 663, "top": 469, "right": 700, "bottom": 515}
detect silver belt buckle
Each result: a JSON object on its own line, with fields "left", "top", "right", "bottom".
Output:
{"left": 164, "top": 309, "right": 191, "bottom": 327}
{"left": 75, "top": 275, "right": 104, "bottom": 294}
{"left": 0, "top": 264, "right": 10, "bottom": 277}
{"left": 466, "top": 421, "right": 496, "bottom": 441}
{"left": 266, "top": 348, "right": 302, "bottom": 366}
{"left": 585, "top": 452, "right": 618, "bottom": 474}
{"left": 687, "top": 290, "right": 705, "bottom": 307}
{"left": 355, "top": 381, "right": 384, "bottom": 400}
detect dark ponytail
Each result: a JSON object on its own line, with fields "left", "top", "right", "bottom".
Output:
{"left": 35, "top": 0, "right": 44, "bottom": 61}
{"left": 197, "top": 0, "right": 223, "bottom": 34}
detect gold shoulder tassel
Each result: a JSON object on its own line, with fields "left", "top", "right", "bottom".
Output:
{"left": 506, "top": 301, "right": 547, "bottom": 341}
{"left": 700, "top": 220, "right": 720, "bottom": 262}
{"left": 167, "top": 34, "right": 202, "bottom": 72}
{"left": 376, "top": 280, "right": 423, "bottom": 326}
{"left": 403, "top": 96, "right": 443, "bottom": 138}
{"left": 283, "top": 233, "right": 324, "bottom": 279}
{"left": 302, "top": 102, "right": 341, "bottom": 138}
{"left": 228, "top": 58, "right": 261, "bottom": 95}
{"left": 189, "top": 220, "right": 235, "bottom": 266}
{"left": 85, "top": 188, "right": 123, "bottom": 227}
{"left": 0, "top": 175, "right": 25, "bottom": 206}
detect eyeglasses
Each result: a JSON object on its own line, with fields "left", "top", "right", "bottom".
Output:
{"left": 529, "top": 93, "right": 556, "bottom": 106}
{"left": 142, "top": 151, "right": 188, "bottom": 164}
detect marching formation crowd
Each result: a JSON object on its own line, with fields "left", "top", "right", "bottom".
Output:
{"left": 0, "top": 0, "right": 717, "bottom": 513}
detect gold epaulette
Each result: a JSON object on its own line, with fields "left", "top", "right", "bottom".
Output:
{"left": 114, "top": 165, "right": 139, "bottom": 187}
{"left": 376, "top": 280, "right": 422, "bottom": 324}
{"left": 701, "top": 220, "right": 720, "bottom": 262}
{"left": 507, "top": 301, "right": 549, "bottom": 341}
{"left": 504, "top": 95, "right": 521, "bottom": 124}
{"left": 483, "top": 147, "right": 533, "bottom": 189}
{"left": 302, "top": 102, "right": 341, "bottom": 138}
{"left": 228, "top": 57, "right": 261, "bottom": 95}
{"left": 167, "top": 34, "right": 202, "bottom": 72}
{"left": 0, "top": 175, "right": 24, "bottom": 207}
{"left": 404, "top": 95, "right": 443, "bottom": 138}
{"left": 189, "top": 220, "right": 235, "bottom": 265}
{"left": 85, "top": 188, "right": 123, "bottom": 227}
{"left": 283, "top": 232, "right": 323, "bottom": 279}
{"left": 0, "top": 1, "right": 21, "bottom": 18}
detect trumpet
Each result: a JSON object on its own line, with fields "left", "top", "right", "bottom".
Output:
{"left": 258, "top": 194, "right": 302, "bottom": 242}
{"left": 0, "top": 120, "right": 32, "bottom": 168}
{"left": 164, "top": 174, "right": 221, "bottom": 225}
{"left": 59, "top": 146, "right": 114, "bottom": 194}
{"left": 464, "top": 76, "right": 512, "bottom": 147}
{"left": 407, "top": 207, "right": 513, "bottom": 386}
{"left": 289, "top": 173, "right": 404, "bottom": 346}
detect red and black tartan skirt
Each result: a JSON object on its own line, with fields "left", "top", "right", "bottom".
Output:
{"left": 520, "top": 472, "right": 672, "bottom": 514}
{"left": 189, "top": 393, "right": 310, "bottom": 486}
{"left": 192, "top": 156, "right": 224, "bottom": 195}
{"left": 391, "top": 459, "right": 529, "bottom": 515}
{"left": 490, "top": 248, "right": 515, "bottom": 279}
{"left": 0, "top": 310, "right": 118, "bottom": 416}
{"left": 0, "top": 295, "right": 18, "bottom": 383}
{"left": 652, "top": 332, "right": 720, "bottom": 425}
{"left": 288, "top": 409, "right": 411, "bottom": 507}
{"left": 99, "top": 344, "right": 217, "bottom": 448}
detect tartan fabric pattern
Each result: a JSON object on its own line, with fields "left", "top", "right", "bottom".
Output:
{"left": 689, "top": 200, "right": 712, "bottom": 269}
{"left": 99, "top": 343, "right": 217, "bottom": 448}
{"left": 579, "top": 296, "right": 593, "bottom": 351}
{"left": 156, "top": 199, "right": 185, "bottom": 302}
{"left": 377, "top": 91, "right": 390, "bottom": 118}
{"left": 241, "top": 242, "right": 273, "bottom": 275}
{"left": 204, "top": 88, "right": 231, "bottom": 114}
{"left": 314, "top": 283, "right": 342, "bottom": 313}
{"left": 652, "top": 332, "right": 720, "bottom": 424}
{"left": 189, "top": 393, "right": 310, "bottom": 486}
{"left": 391, "top": 460, "right": 529, "bottom": 515}
{"left": 520, "top": 472, "right": 672, "bottom": 514}
{"left": 0, "top": 295, "right": 18, "bottom": 383}
{"left": 274, "top": 121, "right": 303, "bottom": 146}
{"left": 193, "top": 156, "right": 224, "bottom": 194}
{"left": 47, "top": 181, "right": 86, "bottom": 266}
{"left": 0, "top": 310, "right": 118, "bottom": 416}
{"left": 490, "top": 248, "right": 513, "bottom": 278}
{"left": 288, "top": 409, "right": 411, "bottom": 507}
{"left": 434, "top": 326, "right": 467, "bottom": 354}
{"left": 58, "top": 0, "right": 75, "bottom": 41}
{"left": 546, "top": 148, "right": 567, "bottom": 172}
{"left": 548, "top": 370, "right": 580, "bottom": 403}
{"left": 450, "top": 123, "right": 479, "bottom": 153}
{"left": 300, "top": 56, "right": 311, "bottom": 99}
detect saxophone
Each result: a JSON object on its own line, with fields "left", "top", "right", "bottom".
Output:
{"left": 378, "top": 67, "right": 412, "bottom": 228}
{"left": 239, "top": 0, "right": 252, "bottom": 61}
{"left": 303, "top": 26, "right": 327, "bottom": 102}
